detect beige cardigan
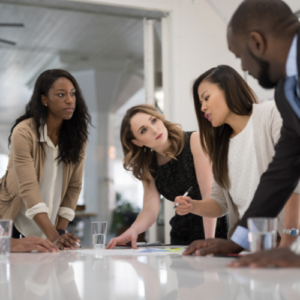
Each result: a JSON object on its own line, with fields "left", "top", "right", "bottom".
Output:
{"left": 211, "top": 101, "right": 300, "bottom": 238}
{"left": 0, "top": 118, "right": 86, "bottom": 220}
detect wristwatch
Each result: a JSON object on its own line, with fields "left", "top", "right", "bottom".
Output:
{"left": 283, "top": 228, "right": 299, "bottom": 236}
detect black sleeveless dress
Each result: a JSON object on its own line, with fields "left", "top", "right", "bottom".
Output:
{"left": 150, "top": 131, "right": 228, "bottom": 245}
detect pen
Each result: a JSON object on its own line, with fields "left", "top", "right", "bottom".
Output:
{"left": 75, "top": 241, "right": 81, "bottom": 248}
{"left": 173, "top": 186, "right": 193, "bottom": 209}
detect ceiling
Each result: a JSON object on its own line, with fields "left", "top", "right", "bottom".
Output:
{"left": 0, "top": 0, "right": 165, "bottom": 154}
{"left": 0, "top": 0, "right": 299, "bottom": 155}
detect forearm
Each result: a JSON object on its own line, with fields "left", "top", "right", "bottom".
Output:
{"left": 203, "top": 217, "right": 217, "bottom": 238}
{"left": 283, "top": 193, "right": 300, "bottom": 229}
{"left": 56, "top": 217, "right": 70, "bottom": 231}
{"left": 280, "top": 193, "right": 300, "bottom": 247}
{"left": 130, "top": 208, "right": 159, "bottom": 234}
{"left": 33, "top": 213, "right": 60, "bottom": 241}
{"left": 191, "top": 199, "right": 223, "bottom": 218}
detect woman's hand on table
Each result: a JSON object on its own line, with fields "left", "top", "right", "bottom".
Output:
{"left": 10, "top": 237, "right": 59, "bottom": 253}
{"left": 175, "top": 196, "right": 194, "bottom": 215}
{"left": 53, "top": 233, "right": 80, "bottom": 250}
{"left": 106, "top": 227, "right": 139, "bottom": 249}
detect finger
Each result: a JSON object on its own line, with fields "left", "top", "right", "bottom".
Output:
{"left": 198, "top": 246, "right": 217, "bottom": 256}
{"left": 64, "top": 234, "right": 80, "bottom": 245}
{"left": 110, "top": 239, "right": 119, "bottom": 249}
{"left": 131, "top": 237, "right": 138, "bottom": 249}
{"left": 35, "top": 245, "right": 51, "bottom": 253}
{"left": 56, "top": 242, "right": 65, "bottom": 250}
{"left": 106, "top": 239, "right": 114, "bottom": 249}
{"left": 183, "top": 241, "right": 202, "bottom": 255}
{"left": 40, "top": 240, "right": 58, "bottom": 252}
{"left": 67, "top": 233, "right": 80, "bottom": 243}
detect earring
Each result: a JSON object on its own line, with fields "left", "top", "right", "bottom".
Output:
{"left": 43, "top": 103, "right": 47, "bottom": 107}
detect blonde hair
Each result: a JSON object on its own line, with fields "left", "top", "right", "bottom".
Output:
{"left": 120, "top": 104, "right": 185, "bottom": 184}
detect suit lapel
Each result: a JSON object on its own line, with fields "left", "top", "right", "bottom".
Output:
{"left": 274, "top": 29, "right": 300, "bottom": 135}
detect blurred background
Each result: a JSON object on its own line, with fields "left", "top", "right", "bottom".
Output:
{"left": 0, "top": 0, "right": 299, "bottom": 247}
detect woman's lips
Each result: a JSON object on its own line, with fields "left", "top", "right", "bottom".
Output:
{"left": 64, "top": 108, "right": 74, "bottom": 112}
{"left": 204, "top": 113, "right": 211, "bottom": 121}
{"left": 156, "top": 133, "right": 163, "bottom": 140}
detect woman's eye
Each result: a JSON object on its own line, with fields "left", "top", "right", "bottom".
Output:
{"left": 141, "top": 128, "right": 146, "bottom": 134}
{"left": 205, "top": 96, "right": 209, "bottom": 101}
{"left": 152, "top": 118, "right": 157, "bottom": 123}
{"left": 71, "top": 93, "right": 76, "bottom": 97}
{"left": 58, "top": 93, "right": 64, "bottom": 97}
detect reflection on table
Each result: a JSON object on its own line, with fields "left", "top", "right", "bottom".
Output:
{"left": 1, "top": 249, "right": 300, "bottom": 300}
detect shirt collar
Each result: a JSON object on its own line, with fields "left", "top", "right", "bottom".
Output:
{"left": 286, "top": 34, "right": 298, "bottom": 78}
{"left": 38, "top": 123, "right": 57, "bottom": 149}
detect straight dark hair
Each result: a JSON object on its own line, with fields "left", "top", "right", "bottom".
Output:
{"left": 192, "top": 65, "right": 258, "bottom": 189}
{"left": 9, "top": 69, "right": 91, "bottom": 164}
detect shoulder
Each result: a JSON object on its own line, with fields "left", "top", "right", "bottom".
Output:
{"left": 11, "top": 118, "right": 37, "bottom": 141}
{"left": 252, "top": 101, "right": 281, "bottom": 123}
{"left": 189, "top": 132, "right": 201, "bottom": 155}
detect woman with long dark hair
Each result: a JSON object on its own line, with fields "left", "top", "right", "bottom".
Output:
{"left": 176, "top": 65, "right": 300, "bottom": 247}
{"left": 106, "top": 104, "right": 228, "bottom": 249}
{"left": 0, "top": 69, "right": 91, "bottom": 250}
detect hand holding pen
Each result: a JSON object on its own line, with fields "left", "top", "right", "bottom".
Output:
{"left": 173, "top": 186, "right": 193, "bottom": 209}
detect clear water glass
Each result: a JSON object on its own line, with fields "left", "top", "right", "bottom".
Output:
{"left": 248, "top": 218, "right": 277, "bottom": 253}
{"left": 91, "top": 222, "right": 107, "bottom": 249}
{"left": 0, "top": 220, "right": 13, "bottom": 258}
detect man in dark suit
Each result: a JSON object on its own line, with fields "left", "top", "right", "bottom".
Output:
{"left": 183, "top": 0, "right": 300, "bottom": 267}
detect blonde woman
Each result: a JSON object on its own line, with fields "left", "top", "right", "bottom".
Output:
{"left": 106, "top": 105, "right": 228, "bottom": 248}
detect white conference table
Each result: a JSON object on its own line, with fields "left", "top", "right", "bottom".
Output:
{"left": 1, "top": 247, "right": 300, "bottom": 300}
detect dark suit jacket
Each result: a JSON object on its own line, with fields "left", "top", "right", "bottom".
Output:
{"left": 239, "top": 28, "right": 300, "bottom": 229}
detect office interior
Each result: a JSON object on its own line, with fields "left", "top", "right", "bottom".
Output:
{"left": 0, "top": 0, "right": 299, "bottom": 246}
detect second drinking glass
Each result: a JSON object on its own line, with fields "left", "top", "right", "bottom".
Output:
{"left": 91, "top": 222, "right": 107, "bottom": 248}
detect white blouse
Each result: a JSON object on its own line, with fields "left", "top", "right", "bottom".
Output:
{"left": 228, "top": 116, "right": 261, "bottom": 219}
{"left": 14, "top": 125, "right": 74, "bottom": 238}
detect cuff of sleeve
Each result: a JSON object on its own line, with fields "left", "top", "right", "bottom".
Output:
{"left": 231, "top": 226, "right": 250, "bottom": 251}
{"left": 58, "top": 207, "right": 75, "bottom": 221}
{"left": 25, "top": 203, "right": 49, "bottom": 220}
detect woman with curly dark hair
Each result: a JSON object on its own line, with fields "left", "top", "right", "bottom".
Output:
{"left": 0, "top": 69, "right": 91, "bottom": 250}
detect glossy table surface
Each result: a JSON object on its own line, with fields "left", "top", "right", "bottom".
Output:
{"left": 1, "top": 248, "right": 300, "bottom": 300}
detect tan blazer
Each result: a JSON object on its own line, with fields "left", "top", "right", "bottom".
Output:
{"left": 211, "top": 101, "right": 300, "bottom": 238}
{"left": 0, "top": 118, "right": 86, "bottom": 220}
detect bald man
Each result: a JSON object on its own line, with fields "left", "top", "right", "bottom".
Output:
{"left": 184, "top": 0, "right": 300, "bottom": 267}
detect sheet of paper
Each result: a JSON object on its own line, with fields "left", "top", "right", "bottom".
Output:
{"left": 75, "top": 247, "right": 186, "bottom": 256}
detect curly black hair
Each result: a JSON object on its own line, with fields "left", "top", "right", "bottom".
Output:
{"left": 9, "top": 69, "right": 92, "bottom": 164}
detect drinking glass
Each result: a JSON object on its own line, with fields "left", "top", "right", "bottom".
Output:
{"left": 0, "top": 220, "right": 13, "bottom": 258}
{"left": 91, "top": 222, "right": 107, "bottom": 248}
{"left": 248, "top": 218, "right": 277, "bottom": 253}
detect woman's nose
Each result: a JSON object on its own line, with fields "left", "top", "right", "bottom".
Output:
{"left": 201, "top": 103, "right": 206, "bottom": 113}
{"left": 66, "top": 94, "right": 74, "bottom": 104}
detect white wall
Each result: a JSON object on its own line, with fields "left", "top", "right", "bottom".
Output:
{"left": 74, "top": 0, "right": 275, "bottom": 132}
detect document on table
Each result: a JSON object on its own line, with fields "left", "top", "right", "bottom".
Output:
{"left": 75, "top": 247, "right": 186, "bottom": 256}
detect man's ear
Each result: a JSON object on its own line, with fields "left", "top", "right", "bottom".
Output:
{"left": 131, "top": 139, "right": 143, "bottom": 147}
{"left": 248, "top": 31, "right": 267, "bottom": 56}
